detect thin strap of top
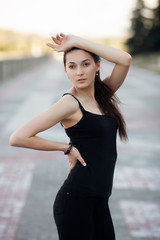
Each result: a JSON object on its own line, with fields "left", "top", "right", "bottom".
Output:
{"left": 62, "top": 93, "right": 84, "bottom": 112}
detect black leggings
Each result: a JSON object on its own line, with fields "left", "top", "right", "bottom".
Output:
{"left": 53, "top": 187, "right": 116, "bottom": 240}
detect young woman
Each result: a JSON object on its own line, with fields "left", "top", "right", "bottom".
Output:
{"left": 9, "top": 33, "right": 132, "bottom": 240}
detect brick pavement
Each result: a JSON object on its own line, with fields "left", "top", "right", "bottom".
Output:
{"left": 0, "top": 57, "right": 160, "bottom": 240}
{"left": 0, "top": 156, "right": 35, "bottom": 240}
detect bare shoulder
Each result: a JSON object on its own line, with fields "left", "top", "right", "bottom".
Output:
{"left": 55, "top": 93, "right": 80, "bottom": 118}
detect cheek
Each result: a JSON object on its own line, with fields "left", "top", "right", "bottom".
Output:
{"left": 68, "top": 72, "right": 75, "bottom": 80}
{"left": 66, "top": 71, "right": 76, "bottom": 82}
{"left": 66, "top": 69, "right": 74, "bottom": 77}
{"left": 87, "top": 67, "right": 96, "bottom": 78}
{"left": 87, "top": 64, "right": 96, "bottom": 73}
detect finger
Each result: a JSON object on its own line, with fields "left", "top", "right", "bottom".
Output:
{"left": 78, "top": 156, "right": 87, "bottom": 166}
{"left": 57, "top": 34, "right": 63, "bottom": 41}
{"left": 46, "top": 43, "right": 61, "bottom": 52}
{"left": 68, "top": 161, "right": 76, "bottom": 172}
{"left": 51, "top": 36, "right": 61, "bottom": 45}
{"left": 60, "top": 32, "right": 65, "bottom": 38}
{"left": 68, "top": 166, "right": 72, "bottom": 174}
{"left": 56, "top": 34, "right": 62, "bottom": 43}
{"left": 46, "top": 43, "right": 55, "bottom": 49}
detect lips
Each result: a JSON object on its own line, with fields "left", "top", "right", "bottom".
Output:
{"left": 77, "top": 78, "right": 86, "bottom": 82}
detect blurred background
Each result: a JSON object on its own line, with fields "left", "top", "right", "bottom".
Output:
{"left": 0, "top": 0, "right": 159, "bottom": 76}
{"left": 0, "top": 1, "right": 160, "bottom": 240}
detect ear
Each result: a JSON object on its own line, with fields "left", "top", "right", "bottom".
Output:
{"left": 96, "top": 60, "right": 101, "bottom": 72}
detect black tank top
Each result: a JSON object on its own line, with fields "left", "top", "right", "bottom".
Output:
{"left": 61, "top": 93, "right": 118, "bottom": 198}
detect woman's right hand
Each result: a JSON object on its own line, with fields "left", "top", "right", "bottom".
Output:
{"left": 67, "top": 146, "right": 86, "bottom": 174}
{"left": 46, "top": 33, "right": 79, "bottom": 52}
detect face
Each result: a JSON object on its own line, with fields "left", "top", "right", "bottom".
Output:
{"left": 64, "top": 49, "right": 100, "bottom": 89}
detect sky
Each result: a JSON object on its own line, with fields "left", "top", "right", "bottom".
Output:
{"left": 0, "top": 0, "right": 158, "bottom": 38}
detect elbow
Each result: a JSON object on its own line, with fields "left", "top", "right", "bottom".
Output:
{"left": 125, "top": 54, "right": 132, "bottom": 66}
{"left": 9, "top": 133, "right": 23, "bottom": 147}
{"left": 9, "top": 134, "right": 18, "bottom": 146}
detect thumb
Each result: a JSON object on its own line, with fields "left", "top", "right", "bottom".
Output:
{"left": 46, "top": 43, "right": 62, "bottom": 52}
{"left": 68, "top": 166, "right": 72, "bottom": 174}
{"left": 46, "top": 43, "right": 55, "bottom": 48}
{"left": 68, "top": 163, "right": 74, "bottom": 174}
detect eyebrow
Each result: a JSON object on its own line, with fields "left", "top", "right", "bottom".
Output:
{"left": 68, "top": 59, "right": 90, "bottom": 64}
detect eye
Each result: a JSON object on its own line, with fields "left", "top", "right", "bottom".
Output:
{"left": 68, "top": 65, "right": 75, "bottom": 69}
{"left": 84, "top": 62, "right": 89, "bottom": 66}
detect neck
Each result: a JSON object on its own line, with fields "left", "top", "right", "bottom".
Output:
{"left": 72, "top": 83, "right": 95, "bottom": 101}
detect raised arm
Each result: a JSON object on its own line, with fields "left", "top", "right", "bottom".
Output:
{"left": 47, "top": 33, "right": 132, "bottom": 92}
{"left": 75, "top": 37, "right": 132, "bottom": 92}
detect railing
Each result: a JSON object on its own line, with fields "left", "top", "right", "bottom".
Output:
{"left": 0, "top": 55, "right": 50, "bottom": 83}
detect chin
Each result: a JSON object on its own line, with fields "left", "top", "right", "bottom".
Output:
{"left": 76, "top": 82, "right": 92, "bottom": 89}
{"left": 77, "top": 85, "right": 89, "bottom": 89}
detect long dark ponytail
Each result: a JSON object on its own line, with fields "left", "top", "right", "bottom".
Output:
{"left": 63, "top": 47, "right": 128, "bottom": 141}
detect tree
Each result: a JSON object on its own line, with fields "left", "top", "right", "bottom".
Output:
{"left": 126, "top": 0, "right": 160, "bottom": 54}
{"left": 145, "top": 0, "right": 160, "bottom": 51}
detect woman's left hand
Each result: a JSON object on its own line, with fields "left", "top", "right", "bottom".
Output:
{"left": 67, "top": 146, "right": 86, "bottom": 174}
{"left": 46, "top": 33, "right": 78, "bottom": 52}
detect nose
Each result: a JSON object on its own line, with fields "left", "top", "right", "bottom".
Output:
{"left": 77, "top": 66, "right": 84, "bottom": 76}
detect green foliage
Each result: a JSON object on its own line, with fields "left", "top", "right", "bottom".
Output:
{"left": 126, "top": 0, "right": 160, "bottom": 54}
{"left": 0, "top": 30, "right": 51, "bottom": 59}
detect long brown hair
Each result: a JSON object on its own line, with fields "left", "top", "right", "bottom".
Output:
{"left": 63, "top": 47, "right": 128, "bottom": 141}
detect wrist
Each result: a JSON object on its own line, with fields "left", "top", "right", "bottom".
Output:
{"left": 73, "top": 35, "right": 85, "bottom": 49}
{"left": 74, "top": 36, "right": 94, "bottom": 55}
{"left": 64, "top": 142, "right": 73, "bottom": 155}
{"left": 62, "top": 143, "right": 70, "bottom": 153}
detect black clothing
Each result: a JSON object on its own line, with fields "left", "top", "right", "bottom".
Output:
{"left": 60, "top": 93, "right": 118, "bottom": 198}
{"left": 53, "top": 190, "right": 115, "bottom": 240}
{"left": 53, "top": 93, "right": 118, "bottom": 240}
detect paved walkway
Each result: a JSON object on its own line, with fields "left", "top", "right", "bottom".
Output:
{"left": 0, "top": 56, "right": 160, "bottom": 240}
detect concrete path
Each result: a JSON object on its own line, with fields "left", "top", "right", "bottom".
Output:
{"left": 0, "top": 56, "right": 159, "bottom": 240}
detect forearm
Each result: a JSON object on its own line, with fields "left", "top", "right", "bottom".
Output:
{"left": 74, "top": 36, "right": 131, "bottom": 66}
{"left": 9, "top": 135, "right": 69, "bottom": 153}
